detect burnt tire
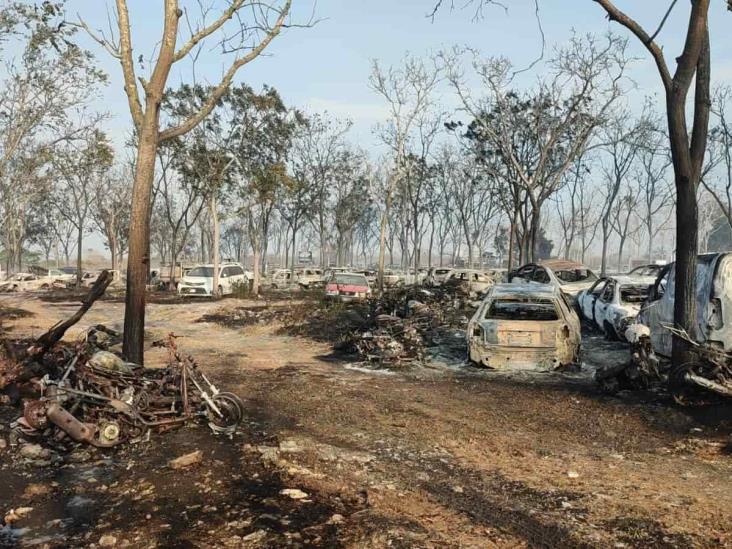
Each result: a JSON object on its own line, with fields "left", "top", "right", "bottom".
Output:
{"left": 207, "top": 392, "right": 245, "bottom": 434}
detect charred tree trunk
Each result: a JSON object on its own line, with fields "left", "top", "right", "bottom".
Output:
{"left": 123, "top": 115, "right": 159, "bottom": 364}
{"left": 211, "top": 194, "right": 220, "bottom": 298}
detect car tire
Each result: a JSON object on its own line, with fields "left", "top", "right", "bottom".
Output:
{"left": 604, "top": 321, "right": 619, "bottom": 341}
{"left": 217, "top": 285, "right": 224, "bottom": 298}
{"left": 41, "top": 283, "right": 50, "bottom": 290}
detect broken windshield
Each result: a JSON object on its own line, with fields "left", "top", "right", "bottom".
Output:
{"left": 485, "top": 298, "right": 559, "bottom": 321}
{"left": 333, "top": 274, "right": 368, "bottom": 286}
{"left": 555, "top": 269, "right": 597, "bottom": 284}
{"left": 620, "top": 285, "right": 649, "bottom": 304}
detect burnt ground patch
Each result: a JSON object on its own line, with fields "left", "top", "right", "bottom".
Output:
{"left": 0, "top": 422, "right": 366, "bottom": 548}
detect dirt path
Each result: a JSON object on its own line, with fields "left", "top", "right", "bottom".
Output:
{"left": 2, "top": 294, "right": 732, "bottom": 548}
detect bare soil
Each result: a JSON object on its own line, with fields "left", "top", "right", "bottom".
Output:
{"left": 1, "top": 293, "right": 732, "bottom": 548}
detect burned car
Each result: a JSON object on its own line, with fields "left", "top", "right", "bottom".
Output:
{"left": 577, "top": 275, "right": 652, "bottom": 340}
{"left": 325, "top": 272, "right": 371, "bottom": 302}
{"left": 0, "top": 273, "right": 62, "bottom": 292}
{"left": 509, "top": 259, "right": 598, "bottom": 300}
{"left": 639, "top": 253, "right": 732, "bottom": 356}
{"left": 445, "top": 269, "right": 495, "bottom": 297}
{"left": 467, "top": 283, "right": 581, "bottom": 370}
{"left": 598, "top": 253, "right": 732, "bottom": 398}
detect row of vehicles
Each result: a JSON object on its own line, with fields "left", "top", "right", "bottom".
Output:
{"left": 466, "top": 259, "right": 670, "bottom": 370}
{"left": 0, "top": 267, "right": 127, "bottom": 293}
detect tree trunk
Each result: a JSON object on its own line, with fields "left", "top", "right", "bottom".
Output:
{"left": 110, "top": 237, "right": 118, "bottom": 275}
{"left": 76, "top": 224, "right": 83, "bottom": 288}
{"left": 252, "top": 243, "right": 261, "bottom": 295}
{"left": 377, "top": 191, "right": 392, "bottom": 292}
{"left": 211, "top": 194, "right": 220, "bottom": 298}
{"left": 122, "top": 117, "right": 159, "bottom": 365}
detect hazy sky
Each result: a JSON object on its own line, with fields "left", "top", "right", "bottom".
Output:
{"left": 56, "top": 1, "right": 732, "bottom": 257}
{"left": 72, "top": 0, "right": 732, "bottom": 150}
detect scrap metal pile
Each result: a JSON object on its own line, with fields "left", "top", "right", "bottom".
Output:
{"left": 346, "top": 287, "right": 473, "bottom": 366}
{"left": 16, "top": 328, "right": 244, "bottom": 447}
{"left": 596, "top": 324, "right": 732, "bottom": 399}
{"left": 1, "top": 270, "right": 244, "bottom": 448}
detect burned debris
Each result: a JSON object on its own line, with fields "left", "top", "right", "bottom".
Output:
{"left": 16, "top": 329, "right": 244, "bottom": 447}
{"left": 2, "top": 271, "right": 243, "bottom": 449}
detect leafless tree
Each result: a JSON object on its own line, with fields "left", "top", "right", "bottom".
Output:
{"left": 77, "top": 0, "right": 300, "bottom": 362}
{"left": 370, "top": 53, "right": 442, "bottom": 289}
{"left": 54, "top": 130, "right": 114, "bottom": 286}
{"left": 92, "top": 164, "right": 133, "bottom": 276}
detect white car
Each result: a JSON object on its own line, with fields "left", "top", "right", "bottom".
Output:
{"left": 294, "top": 268, "right": 324, "bottom": 289}
{"left": 0, "top": 273, "right": 58, "bottom": 292}
{"left": 426, "top": 267, "right": 454, "bottom": 287}
{"left": 46, "top": 268, "right": 75, "bottom": 283}
{"left": 510, "top": 260, "right": 599, "bottom": 300}
{"left": 178, "top": 263, "right": 250, "bottom": 297}
{"left": 577, "top": 275, "right": 653, "bottom": 340}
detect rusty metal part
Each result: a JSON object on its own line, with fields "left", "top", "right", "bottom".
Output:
{"left": 23, "top": 400, "right": 49, "bottom": 430}
{"left": 46, "top": 403, "right": 98, "bottom": 444}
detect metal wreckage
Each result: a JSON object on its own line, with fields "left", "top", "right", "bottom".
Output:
{"left": 596, "top": 253, "right": 732, "bottom": 399}
{"left": 2, "top": 271, "right": 244, "bottom": 448}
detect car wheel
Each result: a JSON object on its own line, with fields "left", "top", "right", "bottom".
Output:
{"left": 217, "top": 285, "right": 224, "bottom": 298}
{"left": 10, "top": 285, "right": 18, "bottom": 292}
{"left": 40, "top": 283, "right": 50, "bottom": 290}
{"left": 604, "top": 321, "right": 619, "bottom": 341}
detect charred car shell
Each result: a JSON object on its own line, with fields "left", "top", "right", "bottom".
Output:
{"left": 639, "top": 252, "right": 732, "bottom": 356}
{"left": 467, "top": 283, "right": 581, "bottom": 370}
{"left": 577, "top": 275, "right": 653, "bottom": 340}
{"left": 509, "top": 259, "right": 598, "bottom": 301}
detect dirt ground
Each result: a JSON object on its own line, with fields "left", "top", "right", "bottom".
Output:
{"left": 1, "top": 293, "right": 732, "bottom": 548}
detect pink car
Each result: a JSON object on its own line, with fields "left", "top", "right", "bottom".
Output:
{"left": 325, "top": 272, "right": 371, "bottom": 302}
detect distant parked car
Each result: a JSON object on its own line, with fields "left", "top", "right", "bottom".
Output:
{"left": 178, "top": 263, "right": 249, "bottom": 297}
{"left": 510, "top": 259, "right": 598, "bottom": 300}
{"left": 270, "top": 269, "right": 295, "bottom": 289}
{"left": 627, "top": 264, "right": 665, "bottom": 278}
{"left": 425, "top": 267, "right": 454, "bottom": 287}
{"left": 467, "top": 283, "right": 581, "bottom": 370}
{"left": 446, "top": 269, "right": 495, "bottom": 297}
{"left": 577, "top": 275, "right": 653, "bottom": 340}
{"left": 325, "top": 272, "right": 371, "bottom": 302}
{"left": 382, "top": 270, "right": 403, "bottom": 288}
{"left": 294, "top": 268, "right": 325, "bottom": 289}
{"left": 0, "top": 273, "right": 59, "bottom": 292}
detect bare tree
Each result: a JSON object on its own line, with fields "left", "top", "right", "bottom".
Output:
{"left": 54, "top": 130, "right": 114, "bottom": 286}
{"left": 637, "top": 119, "right": 674, "bottom": 262}
{"left": 597, "top": 109, "right": 645, "bottom": 276}
{"left": 444, "top": 33, "right": 629, "bottom": 263}
{"left": 370, "top": 54, "right": 442, "bottom": 290}
{"left": 701, "top": 86, "right": 732, "bottom": 229}
{"left": 92, "top": 164, "right": 133, "bottom": 276}
{"left": 77, "top": 0, "right": 297, "bottom": 362}
{"left": 293, "top": 114, "right": 352, "bottom": 267}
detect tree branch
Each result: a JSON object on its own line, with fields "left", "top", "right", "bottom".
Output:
{"left": 115, "top": 0, "right": 144, "bottom": 130}
{"left": 173, "top": 0, "right": 246, "bottom": 63}
{"left": 159, "top": 0, "right": 291, "bottom": 142}
{"left": 593, "top": 0, "right": 672, "bottom": 91}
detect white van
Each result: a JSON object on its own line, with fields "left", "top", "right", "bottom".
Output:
{"left": 178, "top": 263, "right": 250, "bottom": 297}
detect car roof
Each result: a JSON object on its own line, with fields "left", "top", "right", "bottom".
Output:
{"left": 490, "top": 282, "right": 558, "bottom": 298}
{"left": 537, "top": 259, "right": 589, "bottom": 271}
{"left": 605, "top": 275, "right": 654, "bottom": 285}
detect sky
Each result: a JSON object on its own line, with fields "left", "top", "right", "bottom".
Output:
{"left": 71, "top": 0, "right": 732, "bottom": 151}
{"left": 38, "top": 1, "right": 732, "bottom": 257}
